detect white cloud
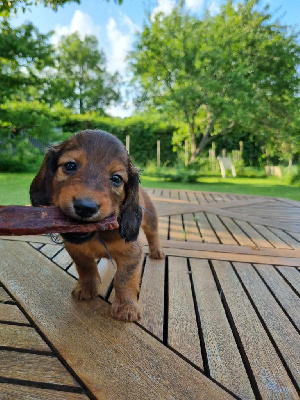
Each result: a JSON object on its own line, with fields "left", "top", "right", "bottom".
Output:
{"left": 208, "top": 1, "right": 221, "bottom": 16}
{"left": 106, "top": 101, "right": 135, "bottom": 118}
{"left": 151, "top": 0, "right": 176, "bottom": 21}
{"left": 185, "top": 0, "right": 205, "bottom": 12}
{"left": 51, "top": 10, "right": 101, "bottom": 46}
{"left": 106, "top": 13, "right": 139, "bottom": 74}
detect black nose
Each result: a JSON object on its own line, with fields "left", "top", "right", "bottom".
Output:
{"left": 73, "top": 198, "right": 99, "bottom": 218}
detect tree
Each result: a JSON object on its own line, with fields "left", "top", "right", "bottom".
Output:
{"left": 0, "top": 22, "right": 53, "bottom": 102}
{"left": 0, "top": 0, "right": 122, "bottom": 18}
{"left": 47, "top": 33, "right": 120, "bottom": 114}
{"left": 129, "top": 0, "right": 300, "bottom": 163}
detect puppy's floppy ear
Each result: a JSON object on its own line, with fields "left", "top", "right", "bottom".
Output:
{"left": 30, "top": 148, "right": 58, "bottom": 206}
{"left": 119, "top": 160, "right": 142, "bottom": 243}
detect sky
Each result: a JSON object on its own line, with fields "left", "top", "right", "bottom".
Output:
{"left": 9, "top": 0, "right": 300, "bottom": 117}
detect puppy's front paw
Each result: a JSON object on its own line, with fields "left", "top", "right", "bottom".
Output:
{"left": 72, "top": 276, "right": 101, "bottom": 300}
{"left": 149, "top": 247, "right": 165, "bottom": 259}
{"left": 111, "top": 300, "right": 141, "bottom": 322}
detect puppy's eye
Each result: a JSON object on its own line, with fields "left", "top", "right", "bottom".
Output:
{"left": 110, "top": 174, "right": 123, "bottom": 186}
{"left": 63, "top": 161, "right": 77, "bottom": 173}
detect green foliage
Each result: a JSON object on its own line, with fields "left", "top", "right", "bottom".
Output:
{"left": 60, "top": 113, "right": 178, "bottom": 166}
{"left": 0, "top": 100, "right": 63, "bottom": 172}
{"left": 0, "top": 22, "right": 53, "bottom": 101}
{"left": 288, "top": 167, "right": 300, "bottom": 187}
{"left": 0, "top": 99, "right": 178, "bottom": 171}
{"left": 129, "top": 0, "right": 300, "bottom": 163}
{"left": 0, "top": 0, "right": 122, "bottom": 18}
{"left": 46, "top": 33, "right": 120, "bottom": 113}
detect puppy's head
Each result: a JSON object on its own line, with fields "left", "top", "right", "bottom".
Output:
{"left": 30, "top": 130, "right": 142, "bottom": 242}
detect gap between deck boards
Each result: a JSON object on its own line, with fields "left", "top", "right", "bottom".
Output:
{"left": 0, "top": 240, "right": 233, "bottom": 400}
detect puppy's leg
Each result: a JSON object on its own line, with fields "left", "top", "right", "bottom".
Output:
{"left": 141, "top": 192, "right": 164, "bottom": 259}
{"left": 65, "top": 243, "right": 101, "bottom": 300}
{"left": 111, "top": 244, "right": 142, "bottom": 322}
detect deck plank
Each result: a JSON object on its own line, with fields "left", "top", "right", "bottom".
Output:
{"left": 0, "top": 240, "right": 232, "bottom": 400}
{"left": 254, "top": 264, "right": 300, "bottom": 330}
{"left": 139, "top": 257, "right": 165, "bottom": 340}
{"left": 0, "top": 324, "right": 51, "bottom": 352}
{"left": 168, "top": 256, "right": 203, "bottom": 368}
{"left": 0, "top": 384, "right": 88, "bottom": 400}
{"left": 194, "top": 212, "right": 219, "bottom": 244}
{"left": 0, "top": 303, "right": 30, "bottom": 325}
{"left": 169, "top": 215, "right": 185, "bottom": 241}
{"left": 190, "top": 258, "right": 255, "bottom": 399}
{"left": 40, "top": 243, "right": 63, "bottom": 259}
{"left": 234, "top": 262, "right": 300, "bottom": 387}
{"left": 219, "top": 216, "right": 255, "bottom": 247}
{"left": 183, "top": 213, "right": 201, "bottom": 242}
{"left": 158, "top": 216, "right": 169, "bottom": 239}
{"left": 250, "top": 224, "right": 292, "bottom": 249}
{"left": 52, "top": 248, "right": 73, "bottom": 269}
{"left": 276, "top": 266, "right": 300, "bottom": 295}
{"left": 0, "top": 287, "right": 13, "bottom": 303}
{"left": 0, "top": 350, "right": 80, "bottom": 387}
{"left": 206, "top": 213, "right": 237, "bottom": 245}
{"left": 232, "top": 220, "right": 274, "bottom": 248}
{"left": 212, "top": 260, "right": 298, "bottom": 399}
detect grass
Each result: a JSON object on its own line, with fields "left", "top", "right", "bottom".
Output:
{"left": 0, "top": 172, "right": 299, "bottom": 205}
{"left": 0, "top": 173, "right": 35, "bottom": 205}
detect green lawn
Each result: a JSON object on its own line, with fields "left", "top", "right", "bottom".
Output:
{"left": 0, "top": 173, "right": 299, "bottom": 205}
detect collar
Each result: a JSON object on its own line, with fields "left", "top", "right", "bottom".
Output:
{"left": 61, "top": 231, "right": 96, "bottom": 244}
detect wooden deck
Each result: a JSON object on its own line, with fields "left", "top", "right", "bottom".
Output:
{"left": 0, "top": 189, "right": 300, "bottom": 399}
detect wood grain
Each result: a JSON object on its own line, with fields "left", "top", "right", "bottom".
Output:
{"left": 0, "top": 303, "right": 30, "bottom": 324}
{"left": 139, "top": 257, "right": 165, "bottom": 340}
{"left": 169, "top": 215, "right": 185, "bottom": 241}
{"left": 52, "top": 249, "right": 73, "bottom": 269}
{"left": 234, "top": 262, "right": 300, "bottom": 387}
{"left": 205, "top": 213, "right": 237, "bottom": 245}
{"left": 168, "top": 256, "right": 203, "bottom": 368}
{"left": 276, "top": 266, "right": 300, "bottom": 295}
{"left": 145, "top": 246, "right": 300, "bottom": 267}
{"left": 231, "top": 220, "right": 273, "bottom": 248}
{"left": 194, "top": 212, "right": 219, "bottom": 244}
{"left": 0, "top": 288, "right": 13, "bottom": 303}
{"left": 190, "top": 258, "right": 254, "bottom": 399}
{"left": 0, "top": 240, "right": 232, "bottom": 400}
{"left": 219, "top": 216, "right": 255, "bottom": 247}
{"left": 0, "top": 350, "right": 80, "bottom": 387}
{"left": 183, "top": 213, "right": 201, "bottom": 242}
{"left": 40, "top": 244, "right": 63, "bottom": 259}
{"left": 212, "top": 260, "right": 298, "bottom": 399}
{"left": 0, "top": 324, "right": 51, "bottom": 352}
{"left": 0, "top": 384, "right": 88, "bottom": 400}
{"left": 254, "top": 264, "right": 300, "bottom": 330}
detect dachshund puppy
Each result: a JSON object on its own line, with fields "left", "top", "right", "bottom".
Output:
{"left": 30, "top": 130, "right": 164, "bottom": 322}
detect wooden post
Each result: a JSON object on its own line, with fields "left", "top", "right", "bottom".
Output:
{"left": 185, "top": 140, "right": 188, "bottom": 167}
{"left": 211, "top": 142, "right": 216, "bottom": 171}
{"left": 157, "top": 140, "right": 160, "bottom": 168}
{"left": 288, "top": 140, "right": 294, "bottom": 173}
{"left": 126, "top": 135, "right": 130, "bottom": 154}
{"left": 266, "top": 147, "right": 269, "bottom": 167}
{"left": 222, "top": 148, "right": 226, "bottom": 158}
{"left": 239, "top": 140, "right": 243, "bottom": 154}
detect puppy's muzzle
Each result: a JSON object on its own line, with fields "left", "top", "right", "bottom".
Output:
{"left": 73, "top": 198, "right": 99, "bottom": 219}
